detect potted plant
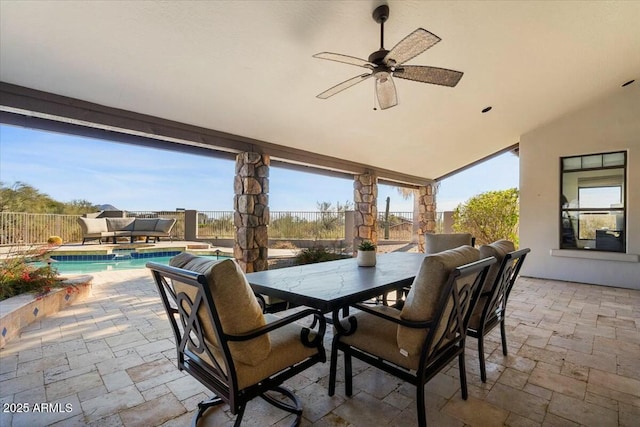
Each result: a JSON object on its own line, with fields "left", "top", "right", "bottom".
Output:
{"left": 356, "top": 240, "right": 377, "bottom": 267}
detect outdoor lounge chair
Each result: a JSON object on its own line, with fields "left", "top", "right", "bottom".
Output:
{"left": 467, "top": 240, "right": 530, "bottom": 382}
{"left": 328, "top": 246, "right": 495, "bottom": 427}
{"left": 147, "top": 253, "right": 326, "bottom": 426}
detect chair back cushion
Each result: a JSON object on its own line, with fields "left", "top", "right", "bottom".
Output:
{"left": 398, "top": 245, "right": 479, "bottom": 357}
{"left": 425, "top": 233, "right": 473, "bottom": 254}
{"left": 133, "top": 218, "right": 158, "bottom": 231}
{"left": 77, "top": 217, "right": 107, "bottom": 234}
{"left": 478, "top": 240, "right": 515, "bottom": 292}
{"left": 106, "top": 217, "right": 135, "bottom": 231}
{"left": 468, "top": 240, "right": 517, "bottom": 330}
{"left": 169, "top": 253, "right": 270, "bottom": 366}
{"left": 155, "top": 218, "right": 176, "bottom": 233}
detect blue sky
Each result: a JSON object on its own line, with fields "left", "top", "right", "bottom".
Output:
{"left": 0, "top": 124, "right": 518, "bottom": 212}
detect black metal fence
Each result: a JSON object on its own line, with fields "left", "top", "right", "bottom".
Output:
{"left": 0, "top": 210, "right": 445, "bottom": 245}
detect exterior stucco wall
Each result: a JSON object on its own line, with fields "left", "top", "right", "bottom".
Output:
{"left": 519, "top": 85, "right": 640, "bottom": 289}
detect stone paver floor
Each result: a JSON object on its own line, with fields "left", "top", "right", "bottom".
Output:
{"left": 1, "top": 269, "right": 639, "bottom": 426}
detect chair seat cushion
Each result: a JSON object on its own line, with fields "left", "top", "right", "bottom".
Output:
{"left": 170, "top": 253, "right": 270, "bottom": 366}
{"left": 340, "top": 306, "right": 421, "bottom": 370}
{"left": 398, "top": 245, "right": 479, "bottom": 357}
{"left": 194, "top": 314, "right": 319, "bottom": 390}
{"left": 236, "top": 314, "right": 320, "bottom": 389}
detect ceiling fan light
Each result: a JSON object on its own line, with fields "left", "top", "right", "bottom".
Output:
{"left": 376, "top": 77, "right": 398, "bottom": 110}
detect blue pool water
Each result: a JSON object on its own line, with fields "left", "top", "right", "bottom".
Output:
{"left": 40, "top": 254, "right": 230, "bottom": 275}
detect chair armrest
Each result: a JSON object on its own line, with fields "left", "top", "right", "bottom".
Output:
{"left": 225, "top": 308, "right": 326, "bottom": 347}
{"left": 352, "top": 303, "right": 432, "bottom": 329}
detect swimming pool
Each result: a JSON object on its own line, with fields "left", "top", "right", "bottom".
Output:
{"left": 41, "top": 253, "right": 230, "bottom": 275}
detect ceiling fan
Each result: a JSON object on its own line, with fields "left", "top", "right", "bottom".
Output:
{"left": 313, "top": 5, "right": 463, "bottom": 110}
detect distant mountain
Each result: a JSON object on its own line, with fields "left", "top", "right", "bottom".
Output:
{"left": 98, "top": 204, "right": 120, "bottom": 211}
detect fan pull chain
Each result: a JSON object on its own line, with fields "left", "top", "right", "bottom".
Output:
{"left": 373, "top": 84, "right": 377, "bottom": 111}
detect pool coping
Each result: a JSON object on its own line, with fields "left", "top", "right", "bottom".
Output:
{"left": 47, "top": 243, "right": 223, "bottom": 257}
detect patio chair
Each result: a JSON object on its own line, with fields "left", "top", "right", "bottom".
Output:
{"left": 425, "top": 232, "right": 475, "bottom": 254}
{"left": 147, "top": 253, "right": 326, "bottom": 427}
{"left": 381, "top": 232, "right": 476, "bottom": 306}
{"left": 328, "top": 246, "right": 495, "bottom": 427}
{"left": 467, "top": 240, "right": 530, "bottom": 382}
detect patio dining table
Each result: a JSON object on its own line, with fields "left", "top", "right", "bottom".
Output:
{"left": 246, "top": 252, "right": 426, "bottom": 329}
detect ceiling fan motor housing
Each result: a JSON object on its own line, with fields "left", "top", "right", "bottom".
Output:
{"left": 368, "top": 49, "right": 393, "bottom": 81}
{"left": 368, "top": 49, "right": 390, "bottom": 66}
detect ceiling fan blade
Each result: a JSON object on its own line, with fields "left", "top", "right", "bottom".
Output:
{"left": 394, "top": 65, "right": 463, "bottom": 87}
{"left": 316, "top": 73, "right": 372, "bottom": 99}
{"left": 376, "top": 75, "right": 398, "bottom": 110}
{"left": 313, "top": 52, "right": 376, "bottom": 69}
{"left": 384, "top": 28, "right": 441, "bottom": 66}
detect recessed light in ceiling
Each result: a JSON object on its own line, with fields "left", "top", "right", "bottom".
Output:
{"left": 481, "top": 106, "right": 492, "bottom": 113}
{"left": 621, "top": 79, "right": 635, "bottom": 87}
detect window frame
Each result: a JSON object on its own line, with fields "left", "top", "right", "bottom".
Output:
{"left": 560, "top": 151, "right": 627, "bottom": 253}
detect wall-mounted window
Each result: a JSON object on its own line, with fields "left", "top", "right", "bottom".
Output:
{"left": 560, "top": 151, "right": 626, "bottom": 252}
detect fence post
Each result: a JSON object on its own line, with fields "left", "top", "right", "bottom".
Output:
{"left": 384, "top": 196, "right": 390, "bottom": 240}
{"left": 185, "top": 210, "right": 198, "bottom": 241}
{"left": 443, "top": 211, "right": 454, "bottom": 233}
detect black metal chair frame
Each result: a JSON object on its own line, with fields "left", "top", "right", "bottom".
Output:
{"left": 467, "top": 248, "right": 530, "bottom": 382}
{"left": 329, "top": 257, "right": 495, "bottom": 427}
{"left": 148, "top": 262, "right": 326, "bottom": 427}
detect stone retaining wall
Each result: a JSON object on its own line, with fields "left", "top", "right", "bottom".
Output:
{"left": 0, "top": 275, "right": 93, "bottom": 348}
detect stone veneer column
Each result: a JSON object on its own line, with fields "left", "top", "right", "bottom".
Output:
{"left": 353, "top": 173, "right": 378, "bottom": 251}
{"left": 417, "top": 183, "right": 437, "bottom": 252}
{"left": 234, "top": 152, "right": 269, "bottom": 272}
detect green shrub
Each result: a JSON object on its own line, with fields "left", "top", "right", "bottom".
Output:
{"left": 452, "top": 188, "right": 519, "bottom": 247}
{"left": 0, "top": 246, "right": 61, "bottom": 301}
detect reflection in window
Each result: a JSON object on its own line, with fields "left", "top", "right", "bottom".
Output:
{"left": 560, "top": 152, "right": 626, "bottom": 252}
{"left": 578, "top": 186, "right": 621, "bottom": 208}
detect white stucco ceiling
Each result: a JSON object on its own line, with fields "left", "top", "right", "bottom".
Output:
{"left": 1, "top": 1, "right": 639, "bottom": 180}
